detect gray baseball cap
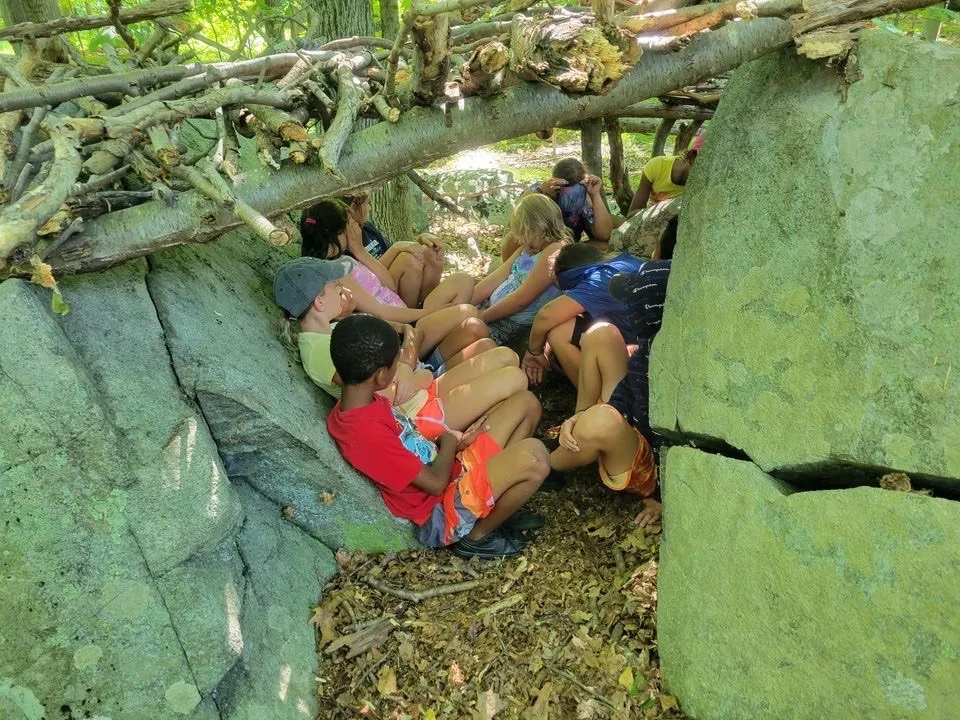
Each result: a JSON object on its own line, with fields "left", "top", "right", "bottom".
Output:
{"left": 273, "top": 257, "right": 349, "bottom": 317}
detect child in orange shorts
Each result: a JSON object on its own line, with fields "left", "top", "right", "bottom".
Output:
{"left": 327, "top": 314, "right": 550, "bottom": 559}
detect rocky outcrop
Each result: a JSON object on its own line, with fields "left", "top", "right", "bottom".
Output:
{"left": 651, "top": 31, "right": 960, "bottom": 489}
{"left": 659, "top": 447, "right": 960, "bottom": 720}
{"left": 0, "top": 229, "right": 413, "bottom": 719}
{"left": 609, "top": 196, "right": 680, "bottom": 258}
{"left": 652, "top": 31, "right": 960, "bottom": 718}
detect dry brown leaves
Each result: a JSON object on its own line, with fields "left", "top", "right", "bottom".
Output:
{"left": 312, "top": 376, "right": 687, "bottom": 720}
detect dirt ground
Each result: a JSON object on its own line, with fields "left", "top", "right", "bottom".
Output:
{"left": 314, "top": 372, "right": 684, "bottom": 720}
{"left": 312, "top": 135, "right": 682, "bottom": 719}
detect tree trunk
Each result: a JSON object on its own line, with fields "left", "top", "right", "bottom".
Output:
{"left": 309, "top": 0, "right": 374, "bottom": 40}
{"left": 652, "top": 118, "right": 675, "bottom": 156}
{"left": 310, "top": 0, "right": 413, "bottom": 243}
{"left": 580, "top": 118, "right": 604, "bottom": 181}
{"left": 0, "top": 0, "right": 60, "bottom": 26}
{"left": 380, "top": 0, "right": 401, "bottom": 39}
{"left": 604, "top": 117, "right": 632, "bottom": 214}
{"left": 41, "top": 17, "right": 795, "bottom": 275}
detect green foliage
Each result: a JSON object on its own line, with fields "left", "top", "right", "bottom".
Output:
{"left": 876, "top": 7, "right": 960, "bottom": 43}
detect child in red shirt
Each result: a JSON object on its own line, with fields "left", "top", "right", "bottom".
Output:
{"left": 327, "top": 314, "right": 550, "bottom": 559}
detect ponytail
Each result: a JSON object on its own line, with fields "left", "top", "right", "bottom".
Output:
{"left": 277, "top": 314, "right": 301, "bottom": 361}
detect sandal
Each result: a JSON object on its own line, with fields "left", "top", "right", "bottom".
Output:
{"left": 453, "top": 530, "right": 524, "bottom": 560}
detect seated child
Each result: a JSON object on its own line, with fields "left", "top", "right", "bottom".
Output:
{"left": 274, "top": 257, "right": 526, "bottom": 443}
{"left": 327, "top": 314, "right": 550, "bottom": 559}
{"left": 343, "top": 192, "right": 467, "bottom": 309}
{"left": 547, "top": 219, "right": 677, "bottom": 527}
{"left": 501, "top": 157, "right": 615, "bottom": 260}
{"left": 298, "top": 208, "right": 489, "bottom": 369}
{"left": 627, "top": 135, "right": 703, "bottom": 215}
{"left": 472, "top": 194, "right": 567, "bottom": 346}
{"left": 522, "top": 243, "right": 645, "bottom": 411}
{"left": 303, "top": 199, "right": 474, "bottom": 311}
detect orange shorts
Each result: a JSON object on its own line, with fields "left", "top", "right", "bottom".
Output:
{"left": 417, "top": 432, "right": 499, "bottom": 547}
{"left": 412, "top": 380, "right": 448, "bottom": 441}
{"left": 598, "top": 425, "right": 657, "bottom": 496}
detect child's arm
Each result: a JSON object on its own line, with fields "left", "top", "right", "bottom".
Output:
{"left": 410, "top": 433, "right": 459, "bottom": 495}
{"left": 346, "top": 231, "right": 400, "bottom": 293}
{"left": 480, "top": 243, "right": 563, "bottom": 324}
{"left": 341, "top": 276, "right": 428, "bottom": 324}
{"left": 472, "top": 248, "right": 518, "bottom": 305}
{"left": 527, "top": 295, "right": 585, "bottom": 354}
{"left": 628, "top": 176, "right": 653, "bottom": 217}
{"left": 584, "top": 175, "right": 614, "bottom": 242}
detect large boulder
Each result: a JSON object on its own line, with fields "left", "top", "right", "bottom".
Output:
{"left": 146, "top": 230, "right": 416, "bottom": 552}
{"left": 0, "top": 225, "right": 408, "bottom": 718}
{"left": 658, "top": 447, "right": 960, "bottom": 720}
{"left": 0, "top": 276, "right": 225, "bottom": 719}
{"left": 650, "top": 31, "right": 960, "bottom": 489}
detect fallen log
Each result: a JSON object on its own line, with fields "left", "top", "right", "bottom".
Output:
{"left": 0, "top": 0, "right": 190, "bottom": 41}
{"left": 41, "top": 18, "right": 796, "bottom": 275}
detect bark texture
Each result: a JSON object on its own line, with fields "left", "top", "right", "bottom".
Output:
{"left": 44, "top": 18, "right": 796, "bottom": 275}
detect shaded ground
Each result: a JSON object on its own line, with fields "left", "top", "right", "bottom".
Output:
{"left": 314, "top": 373, "right": 686, "bottom": 720}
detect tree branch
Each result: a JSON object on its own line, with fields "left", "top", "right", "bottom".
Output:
{"left": 0, "top": 0, "right": 190, "bottom": 41}
{"left": 0, "top": 119, "right": 81, "bottom": 261}
{"left": 406, "top": 170, "right": 469, "bottom": 217}
{"left": 44, "top": 18, "right": 796, "bottom": 275}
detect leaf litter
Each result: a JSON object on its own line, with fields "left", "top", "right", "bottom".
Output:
{"left": 313, "top": 331, "right": 687, "bottom": 720}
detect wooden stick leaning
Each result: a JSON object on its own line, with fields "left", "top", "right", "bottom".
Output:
{"left": 0, "top": 119, "right": 82, "bottom": 260}
{"left": 406, "top": 170, "right": 470, "bottom": 217}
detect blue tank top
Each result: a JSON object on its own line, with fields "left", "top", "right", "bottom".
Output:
{"left": 489, "top": 251, "right": 561, "bottom": 325}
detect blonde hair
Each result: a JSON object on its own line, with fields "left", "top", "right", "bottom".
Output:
{"left": 277, "top": 315, "right": 301, "bottom": 361}
{"left": 509, "top": 194, "right": 572, "bottom": 253}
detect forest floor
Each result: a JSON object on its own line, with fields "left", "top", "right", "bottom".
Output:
{"left": 313, "top": 375, "right": 684, "bottom": 720}
{"left": 313, "top": 133, "right": 682, "bottom": 720}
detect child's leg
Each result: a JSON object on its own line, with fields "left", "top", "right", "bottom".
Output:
{"left": 437, "top": 363, "right": 530, "bottom": 432}
{"left": 422, "top": 273, "right": 476, "bottom": 311}
{"left": 414, "top": 305, "right": 486, "bottom": 360}
{"left": 467, "top": 437, "right": 549, "bottom": 541}
{"left": 549, "top": 404, "right": 639, "bottom": 475}
{"left": 441, "top": 338, "right": 498, "bottom": 369}
{"left": 547, "top": 318, "right": 580, "bottom": 385}
{"left": 575, "top": 322, "right": 629, "bottom": 412}
{"left": 480, "top": 389, "right": 542, "bottom": 447}
{"left": 387, "top": 252, "right": 425, "bottom": 308}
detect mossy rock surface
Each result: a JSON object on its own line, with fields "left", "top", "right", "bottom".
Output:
{"left": 659, "top": 447, "right": 960, "bottom": 720}
{"left": 650, "top": 31, "right": 960, "bottom": 489}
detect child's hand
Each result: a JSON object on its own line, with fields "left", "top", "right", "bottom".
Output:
{"left": 541, "top": 177, "right": 567, "bottom": 196}
{"left": 453, "top": 413, "right": 491, "bottom": 450}
{"left": 417, "top": 234, "right": 445, "bottom": 264}
{"left": 521, "top": 350, "right": 550, "bottom": 385}
{"left": 633, "top": 498, "right": 662, "bottom": 528}
{"left": 583, "top": 174, "right": 602, "bottom": 195}
{"left": 558, "top": 411, "right": 583, "bottom": 453}
{"left": 392, "top": 373, "right": 418, "bottom": 405}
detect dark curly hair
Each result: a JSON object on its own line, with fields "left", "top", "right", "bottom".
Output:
{"left": 300, "top": 199, "right": 349, "bottom": 260}
{"left": 330, "top": 314, "right": 401, "bottom": 385}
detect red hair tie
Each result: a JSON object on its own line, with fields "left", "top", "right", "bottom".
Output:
{"left": 304, "top": 217, "right": 317, "bottom": 225}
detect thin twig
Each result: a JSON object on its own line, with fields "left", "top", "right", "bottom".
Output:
{"left": 365, "top": 577, "right": 484, "bottom": 603}
{"left": 406, "top": 170, "right": 469, "bottom": 217}
{"left": 550, "top": 666, "right": 618, "bottom": 710}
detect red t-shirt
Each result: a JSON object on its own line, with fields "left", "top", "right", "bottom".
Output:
{"left": 327, "top": 395, "right": 443, "bottom": 525}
